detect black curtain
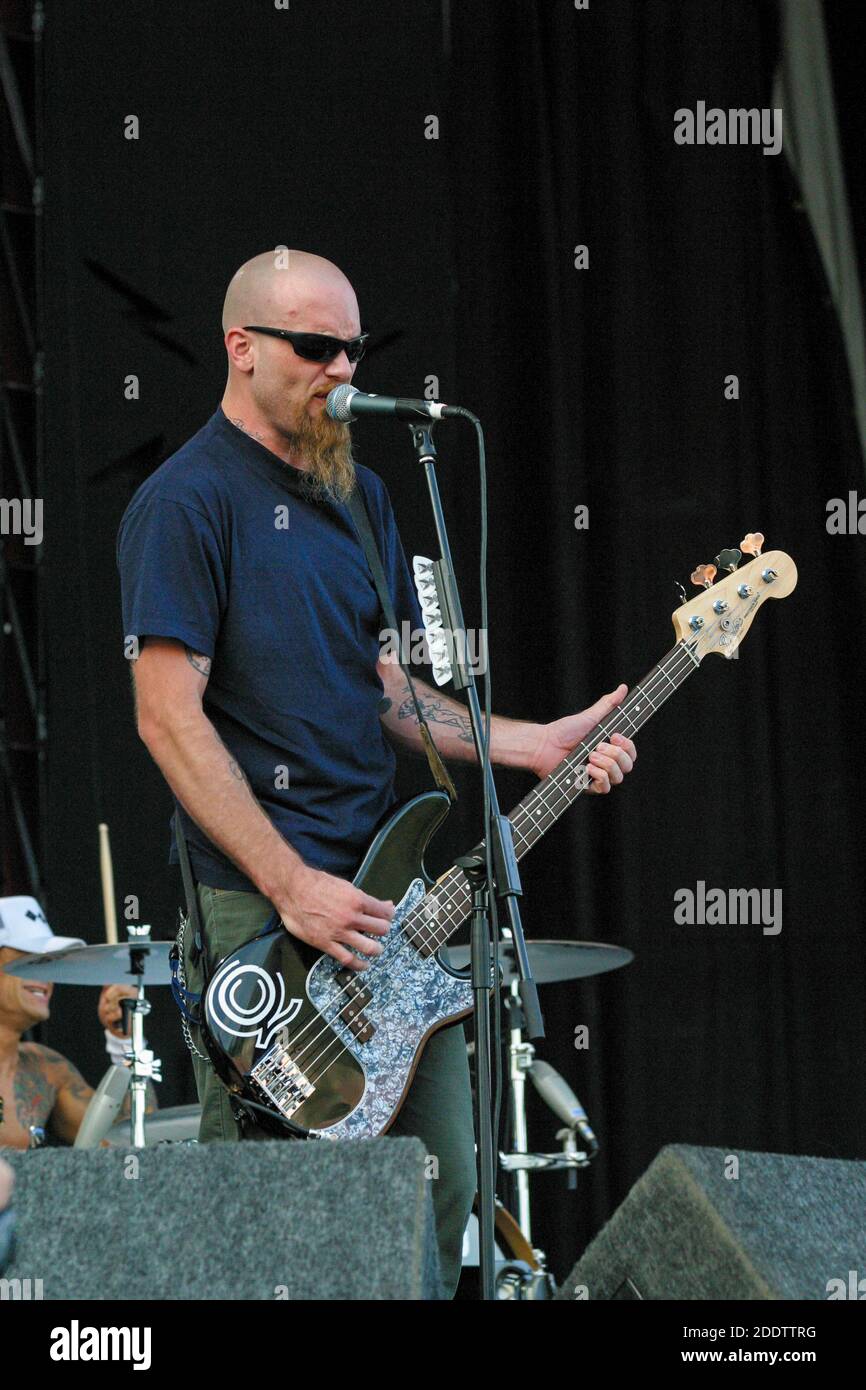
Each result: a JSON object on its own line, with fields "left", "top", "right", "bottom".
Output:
{"left": 39, "top": 0, "right": 865, "bottom": 1281}
{"left": 439, "top": 0, "right": 866, "bottom": 1273}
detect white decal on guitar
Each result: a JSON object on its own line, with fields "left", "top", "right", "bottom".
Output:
{"left": 209, "top": 961, "right": 302, "bottom": 1049}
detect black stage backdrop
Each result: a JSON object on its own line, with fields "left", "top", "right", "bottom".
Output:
{"left": 37, "top": 0, "right": 865, "bottom": 1280}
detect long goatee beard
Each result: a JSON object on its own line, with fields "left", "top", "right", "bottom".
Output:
{"left": 288, "top": 411, "right": 357, "bottom": 504}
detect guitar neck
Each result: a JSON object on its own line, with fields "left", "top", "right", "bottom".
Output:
{"left": 404, "top": 638, "right": 701, "bottom": 953}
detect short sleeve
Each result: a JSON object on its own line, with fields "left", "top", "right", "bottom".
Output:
{"left": 117, "top": 494, "right": 226, "bottom": 657}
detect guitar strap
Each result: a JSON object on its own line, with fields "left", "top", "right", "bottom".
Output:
{"left": 168, "top": 808, "right": 208, "bottom": 1027}
{"left": 174, "top": 808, "right": 204, "bottom": 967}
{"left": 345, "top": 484, "right": 457, "bottom": 804}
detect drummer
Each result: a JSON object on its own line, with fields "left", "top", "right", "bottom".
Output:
{"left": 0, "top": 895, "right": 154, "bottom": 1150}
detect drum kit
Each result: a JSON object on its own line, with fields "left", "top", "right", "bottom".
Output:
{"left": 7, "top": 900, "right": 633, "bottom": 1300}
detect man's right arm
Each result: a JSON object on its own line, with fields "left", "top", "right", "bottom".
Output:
{"left": 132, "top": 638, "right": 393, "bottom": 970}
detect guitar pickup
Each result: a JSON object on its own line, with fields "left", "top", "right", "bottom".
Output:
{"left": 333, "top": 971, "right": 375, "bottom": 1042}
{"left": 335, "top": 968, "right": 373, "bottom": 992}
{"left": 342, "top": 1011, "right": 375, "bottom": 1043}
{"left": 337, "top": 991, "right": 375, "bottom": 1042}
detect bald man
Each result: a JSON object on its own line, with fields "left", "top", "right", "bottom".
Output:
{"left": 116, "top": 249, "right": 635, "bottom": 1297}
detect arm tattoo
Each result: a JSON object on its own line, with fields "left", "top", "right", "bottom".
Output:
{"left": 398, "top": 693, "right": 474, "bottom": 744}
{"left": 228, "top": 758, "right": 248, "bottom": 783}
{"left": 58, "top": 1072, "right": 93, "bottom": 1104}
{"left": 185, "top": 648, "right": 212, "bottom": 676}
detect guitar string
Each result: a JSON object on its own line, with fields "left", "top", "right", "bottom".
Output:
{"left": 280, "top": 636, "right": 703, "bottom": 1085}
{"left": 406, "top": 644, "right": 699, "bottom": 953}
{"left": 293, "top": 581, "right": 768, "bottom": 1098}
{"left": 358, "top": 633, "right": 701, "bottom": 963}
{"left": 278, "top": 632, "right": 708, "bottom": 1091}
{"left": 282, "top": 635, "right": 704, "bottom": 1089}
{"left": 286, "top": 637, "right": 704, "bottom": 1098}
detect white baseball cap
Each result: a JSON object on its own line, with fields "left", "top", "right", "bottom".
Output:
{"left": 0, "top": 896, "right": 86, "bottom": 955}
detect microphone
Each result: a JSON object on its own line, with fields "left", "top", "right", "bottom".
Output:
{"left": 528, "top": 1059, "right": 599, "bottom": 1155}
{"left": 325, "top": 383, "right": 462, "bottom": 423}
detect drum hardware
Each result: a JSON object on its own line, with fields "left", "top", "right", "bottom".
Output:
{"left": 495, "top": 1261, "right": 543, "bottom": 1300}
{"left": 499, "top": 939, "right": 603, "bottom": 1249}
{"left": 123, "top": 924, "right": 162, "bottom": 1148}
{"left": 444, "top": 937, "right": 634, "bottom": 987}
{"left": 103, "top": 1103, "right": 201, "bottom": 1148}
{"left": 499, "top": 1133, "right": 592, "bottom": 1175}
{"left": 5, "top": 936, "right": 174, "bottom": 986}
{"left": 459, "top": 928, "right": 633, "bottom": 1287}
{"left": 460, "top": 1199, "right": 556, "bottom": 1300}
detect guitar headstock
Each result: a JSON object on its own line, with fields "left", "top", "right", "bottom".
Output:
{"left": 671, "top": 535, "right": 797, "bottom": 660}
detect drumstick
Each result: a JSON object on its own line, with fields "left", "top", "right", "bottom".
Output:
{"left": 98, "top": 822, "right": 119, "bottom": 944}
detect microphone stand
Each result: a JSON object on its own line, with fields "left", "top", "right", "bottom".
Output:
{"left": 408, "top": 419, "right": 544, "bottom": 1301}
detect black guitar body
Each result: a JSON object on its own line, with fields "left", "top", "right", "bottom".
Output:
{"left": 201, "top": 791, "right": 475, "bottom": 1140}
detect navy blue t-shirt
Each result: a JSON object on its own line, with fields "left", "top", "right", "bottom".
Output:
{"left": 117, "top": 407, "right": 424, "bottom": 890}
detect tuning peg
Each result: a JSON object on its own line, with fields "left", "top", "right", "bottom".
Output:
{"left": 674, "top": 580, "right": 688, "bottom": 605}
{"left": 714, "top": 548, "right": 742, "bottom": 574}
{"left": 690, "top": 563, "right": 717, "bottom": 589}
{"left": 740, "top": 532, "right": 764, "bottom": 556}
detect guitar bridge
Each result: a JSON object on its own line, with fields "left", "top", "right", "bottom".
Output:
{"left": 251, "top": 1044, "right": 314, "bottom": 1118}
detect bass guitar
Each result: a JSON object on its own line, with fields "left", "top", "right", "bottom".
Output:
{"left": 201, "top": 538, "right": 797, "bottom": 1139}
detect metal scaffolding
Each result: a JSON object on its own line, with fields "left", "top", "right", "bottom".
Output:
{"left": 0, "top": 0, "right": 45, "bottom": 897}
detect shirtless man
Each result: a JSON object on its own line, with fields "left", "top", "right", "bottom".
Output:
{"left": 0, "top": 896, "right": 143, "bottom": 1149}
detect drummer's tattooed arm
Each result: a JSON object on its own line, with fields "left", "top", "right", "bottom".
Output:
{"left": 28, "top": 1046, "right": 156, "bottom": 1144}
{"left": 37, "top": 1047, "right": 95, "bottom": 1144}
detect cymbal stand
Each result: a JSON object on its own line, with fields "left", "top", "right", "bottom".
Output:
{"left": 123, "top": 924, "right": 162, "bottom": 1148}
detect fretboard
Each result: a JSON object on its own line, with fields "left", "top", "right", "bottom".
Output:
{"left": 404, "top": 638, "right": 700, "bottom": 955}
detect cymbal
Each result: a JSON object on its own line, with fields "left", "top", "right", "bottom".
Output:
{"left": 441, "top": 939, "right": 633, "bottom": 986}
{"left": 3, "top": 940, "right": 174, "bottom": 986}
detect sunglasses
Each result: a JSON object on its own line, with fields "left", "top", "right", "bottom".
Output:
{"left": 243, "top": 325, "right": 369, "bottom": 364}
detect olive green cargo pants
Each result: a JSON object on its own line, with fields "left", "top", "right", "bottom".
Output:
{"left": 181, "top": 882, "right": 477, "bottom": 1298}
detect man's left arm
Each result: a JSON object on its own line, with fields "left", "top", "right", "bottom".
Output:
{"left": 376, "top": 660, "right": 636, "bottom": 790}
{"left": 45, "top": 1051, "right": 97, "bottom": 1144}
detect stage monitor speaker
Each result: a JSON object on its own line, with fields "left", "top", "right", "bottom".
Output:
{"left": 3, "top": 1136, "right": 443, "bottom": 1300}
{"left": 555, "top": 1144, "right": 866, "bottom": 1301}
